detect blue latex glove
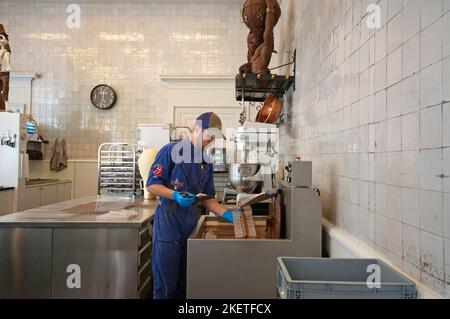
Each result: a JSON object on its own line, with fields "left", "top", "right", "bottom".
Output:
{"left": 222, "top": 209, "right": 241, "bottom": 223}
{"left": 173, "top": 191, "right": 196, "bottom": 208}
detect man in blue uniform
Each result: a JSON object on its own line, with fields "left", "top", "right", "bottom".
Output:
{"left": 147, "top": 112, "right": 237, "bottom": 299}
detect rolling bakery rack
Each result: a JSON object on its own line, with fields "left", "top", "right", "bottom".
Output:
{"left": 97, "top": 143, "right": 138, "bottom": 196}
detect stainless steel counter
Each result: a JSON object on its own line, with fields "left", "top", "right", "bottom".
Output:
{"left": 0, "top": 195, "right": 156, "bottom": 228}
{"left": 25, "top": 179, "right": 72, "bottom": 188}
{"left": 0, "top": 196, "right": 156, "bottom": 299}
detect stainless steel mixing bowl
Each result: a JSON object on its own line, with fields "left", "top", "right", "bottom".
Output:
{"left": 228, "top": 163, "right": 261, "bottom": 193}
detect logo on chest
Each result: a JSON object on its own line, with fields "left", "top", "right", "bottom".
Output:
{"left": 171, "top": 178, "right": 185, "bottom": 191}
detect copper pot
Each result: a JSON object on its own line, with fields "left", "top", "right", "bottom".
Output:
{"left": 255, "top": 94, "right": 283, "bottom": 124}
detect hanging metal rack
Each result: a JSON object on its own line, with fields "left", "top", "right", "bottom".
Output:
{"left": 236, "top": 50, "right": 297, "bottom": 124}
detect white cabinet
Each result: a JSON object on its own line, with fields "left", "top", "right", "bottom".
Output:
{"left": 40, "top": 185, "right": 58, "bottom": 206}
{"left": 56, "top": 183, "right": 72, "bottom": 202}
{"left": 23, "top": 182, "right": 72, "bottom": 211}
{"left": 24, "top": 187, "right": 41, "bottom": 210}
{"left": 74, "top": 162, "right": 98, "bottom": 198}
{"left": 0, "top": 190, "right": 14, "bottom": 216}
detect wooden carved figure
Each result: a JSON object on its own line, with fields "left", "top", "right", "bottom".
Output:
{"left": 0, "top": 24, "right": 11, "bottom": 112}
{"left": 240, "top": 0, "right": 281, "bottom": 75}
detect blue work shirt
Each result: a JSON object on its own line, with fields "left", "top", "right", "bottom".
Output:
{"left": 146, "top": 139, "right": 215, "bottom": 241}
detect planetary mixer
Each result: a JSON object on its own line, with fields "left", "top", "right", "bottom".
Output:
{"left": 226, "top": 121, "right": 280, "bottom": 206}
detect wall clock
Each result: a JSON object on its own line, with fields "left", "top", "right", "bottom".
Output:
{"left": 90, "top": 84, "right": 117, "bottom": 110}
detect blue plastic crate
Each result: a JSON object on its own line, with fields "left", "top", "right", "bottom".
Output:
{"left": 277, "top": 257, "right": 417, "bottom": 299}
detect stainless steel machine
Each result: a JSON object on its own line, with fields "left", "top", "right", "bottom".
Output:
{"left": 226, "top": 122, "right": 279, "bottom": 206}
{"left": 187, "top": 160, "right": 322, "bottom": 299}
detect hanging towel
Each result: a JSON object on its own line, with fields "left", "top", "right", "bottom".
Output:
{"left": 60, "top": 138, "right": 68, "bottom": 170}
{"left": 50, "top": 138, "right": 61, "bottom": 172}
{"left": 50, "top": 138, "right": 69, "bottom": 172}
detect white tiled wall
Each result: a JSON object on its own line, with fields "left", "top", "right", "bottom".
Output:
{"left": 1, "top": 0, "right": 246, "bottom": 158}
{"left": 276, "top": 0, "right": 450, "bottom": 297}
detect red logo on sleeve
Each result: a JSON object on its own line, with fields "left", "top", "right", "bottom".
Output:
{"left": 153, "top": 165, "right": 164, "bottom": 176}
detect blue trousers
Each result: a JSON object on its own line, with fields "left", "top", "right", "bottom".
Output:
{"left": 152, "top": 239, "right": 187, "bottom": 299}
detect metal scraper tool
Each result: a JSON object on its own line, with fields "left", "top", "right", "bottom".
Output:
{"left": 238, "top": 190, "right": 278, "bottom": 209}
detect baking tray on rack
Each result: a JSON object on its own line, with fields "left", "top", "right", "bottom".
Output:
{"left": 97, "top": 143, "right": 137, "bottom": 196}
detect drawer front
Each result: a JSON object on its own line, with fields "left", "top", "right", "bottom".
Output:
{"left": 140, "top": 218, "right": 152, "bottom": 231}
{"left": 0, "top": 190, "right": 13, "bottom": 216}
{"left": 138, "top": 277, "right": 152, "bottom": 299}
{"left": 138, "top": 260, "right": 152, "bottom": 288}
{"left": 138, "top": 241, "right": 152, "bottom": 268}
{"left": 56, "top": 183, "right": 72, "bottom": 202}
{"left": 23, "top": 187, "right": 41, "bottom": 211}
{"left": 40, "top": 185, "right": 58, "bottom": 206}
{"left": 139, "top": 226, "right": 151, "bottom": 248}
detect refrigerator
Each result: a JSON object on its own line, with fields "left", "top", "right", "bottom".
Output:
{"left": 137, "top": 124, "right": 172, "bottom": 151}
{"left": 0, "top": 113, "right": 28, "bottom": 212}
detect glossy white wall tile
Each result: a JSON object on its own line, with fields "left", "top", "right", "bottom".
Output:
{"left": 444, "top": 148, "right": 450, "bottom": 193}
{"left": 386, "top": 152, "right": 401, "bottom": 186}
{"left": 387, "top": 48, "right": 402, "bottom": 87}
{"left": 1, "top": 0, "right": 246, "bottom": 158}
{"left": 401, "top": 150, "right": 419, "bottom": 188}
{"left": 386, "top": 117, "right": 401, "bottom": 151}
{"left": 420, "top": 106, "right": 443, "bottom": 149}
{"left": 419, "top": 149, "right": 443, "bottom": 192}
{"left": 402, "top": 187, "right": 420, "bottom": 228}
{"left": 445, "top": 238, "right": 450, "bottom": 297}
{"left": 420, "top": 190, "right": 444, "bottom": 236}
{"left": 277, "top": 0, "right": 450, "bottom": 296}
{"left": 444, "top": 12, "right": 450, "bottom": 57}
{"left": 403, "top": 224, "right": 421, "bottom": 267}
{"left": 420, "top": 62, "right": 443, "bottom": 109}
{"left": 420, "top": 20, "right": 443, "bottom": 69}
{"left": 402, "top": 112, "right": 419, "bottom": 151}
{"left": 374, "top": 90, "right": 387, "bottom": 122}
{"left": 387, "top": 82, "right": 402, "bottom": 119}
{"left": 402, "top": 0, "right": 420, "bottom": 43}
{"left": 386, "top": 184, "right": 402, "bottom": 220}
{"left": 420, "top": 0, "right": 443, "bottom": 29}
{"left": 421, "top": 230, "right": 445, "bottom": 284}
{"left": 444, "top": 193, "right": 450, "bottom": 239}
{"left": 401, "top": 73, "right": 420, "bottom": 114}
{"left": 402, "top": 35, "right": 420, "bottom": 79}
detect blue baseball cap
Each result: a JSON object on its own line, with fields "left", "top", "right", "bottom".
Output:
{"left": 195, "top": 112, "right": 225, "bottom": 139}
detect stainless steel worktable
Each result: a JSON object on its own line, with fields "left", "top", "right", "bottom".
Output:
{"left": 0, "top": 195, "right": 156, "bottom": 228}
{"left": 0, "top": 196, "right": 156, "bottom": 299}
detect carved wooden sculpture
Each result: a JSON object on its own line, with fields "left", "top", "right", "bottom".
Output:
{"left": 240, "top": 0, "right": 281, "bottom": 75}
{"left": 0, "top": 24, "right": 11, "bottom": 111}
